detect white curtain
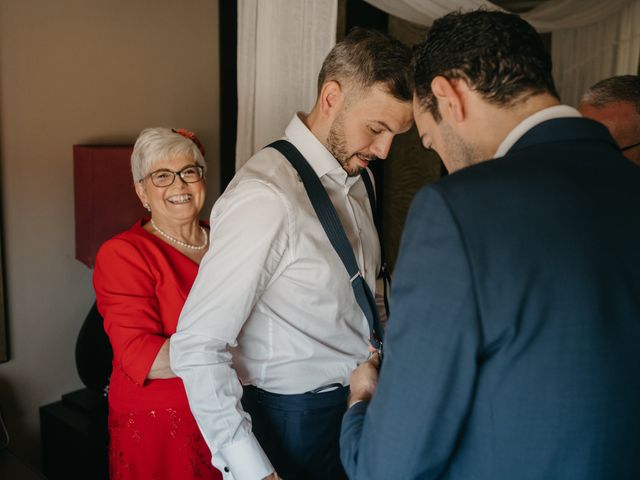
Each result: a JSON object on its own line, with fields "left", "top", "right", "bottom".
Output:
{"left": 363, "top": 0, "right": 636, "bottom": 31}
{"left": 364, "top": 0, "right": 640, "bottom": 106}
{"left": 358, "top": 0, "right": 499, "bottom": 27}
{"left": 522, "top": 0, "right": 635, "bottom": 31}
{"left": 236, "top": 0, "right": 337, "bottom": 169}
{"left": 552, "top": 1, "right": 640, "bottom": 106}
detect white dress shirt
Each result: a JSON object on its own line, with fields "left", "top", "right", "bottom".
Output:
{"left": 494, "top": 105, "right": 582, "bottom": 157}
{"left": 171, "top": 114, "right": 379, "bottom": 480}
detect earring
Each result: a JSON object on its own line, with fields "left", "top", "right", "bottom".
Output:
{"left": 143, "top": 203, "right": 151, "bottom": 212}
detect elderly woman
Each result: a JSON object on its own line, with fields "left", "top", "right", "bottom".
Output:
{"left": 93, "top": 128, "right": 221, "bottom": 480}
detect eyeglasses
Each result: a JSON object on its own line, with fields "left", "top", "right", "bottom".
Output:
{"left": 143, "top": 165, "right": 205, "bottom": 187}
{"left": 620, "top": 140, "right": 640, "bottom": 152}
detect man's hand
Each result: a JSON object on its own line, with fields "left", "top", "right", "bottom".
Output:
{"left": 262, "top": 473, "right": 280, "bottom": 480}
{"left": 348, "top": 352, "right": 381, "bottom": 406}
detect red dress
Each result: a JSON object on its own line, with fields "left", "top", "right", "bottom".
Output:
{"left": 93, "top": 220, "right": 221, "bottom": 480}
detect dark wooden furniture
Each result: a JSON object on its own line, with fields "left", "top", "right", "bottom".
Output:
{"left": 40, "top": 388, "right": 108, "bottom": 479}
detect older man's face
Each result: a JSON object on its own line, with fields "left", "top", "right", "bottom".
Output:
{"left": 578, "top": 101, "right": 640, "bottom": 166}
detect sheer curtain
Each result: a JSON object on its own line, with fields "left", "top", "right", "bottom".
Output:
{"left": 364, "top": 0, "right": 640, "bottom": 105}
{"left": 362, "top": 0, "right": 637, "bottom": 31}
{"left": 356, "top": 0, "right": 497, "bottom": 26}
{"left": 235, "top": 0, "right": 337, "bottom": 169}
{"left": 552, "top": 1, "right": 640, "bottom": 105}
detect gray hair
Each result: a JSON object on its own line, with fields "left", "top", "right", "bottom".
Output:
{"left": 581, "top": 75, "right": 640, "bottom": 114}
{"left": 317, "top": 27, "right": 412, "bottom": 102}
{"left": 131, "top": 127, "right": 206, "bottom": 182}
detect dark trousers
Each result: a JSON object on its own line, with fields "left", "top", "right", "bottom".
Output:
{"left": 242, "top": 385, "right": 349, "bottom": 480}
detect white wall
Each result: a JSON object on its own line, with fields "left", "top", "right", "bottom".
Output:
{"left": 0, "top": 0, "right": 220, "bottom": 466}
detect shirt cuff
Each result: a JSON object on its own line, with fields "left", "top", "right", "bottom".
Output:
{"left": 214, "top": 432, "right": 274, "bottom": 480}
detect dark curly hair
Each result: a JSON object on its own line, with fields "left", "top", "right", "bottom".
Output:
{"left": 318, "top": 27, "right": 413, "bottom": 102}
{"left": 413, "top": 10, "right": 559, "bottom": 121}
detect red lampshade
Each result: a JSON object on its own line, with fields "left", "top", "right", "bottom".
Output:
{"left": 74, "top": 145, "right": 145, "bottom": 268}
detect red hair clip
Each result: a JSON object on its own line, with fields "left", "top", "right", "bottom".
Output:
{"left": 172, "top": 128, "right": 206, "bottom": 157}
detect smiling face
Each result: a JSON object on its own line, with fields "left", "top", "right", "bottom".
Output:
{"left": 327, "top": 84, "right": 413, "bottom": 176}
{"left": 135, "top": 154, "right": 206, "bottom": 225}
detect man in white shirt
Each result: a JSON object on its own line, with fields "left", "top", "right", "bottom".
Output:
{"left": 578, "top": 75, "right": 640, "bottom": 166}
{"left": 340, "top": 10, "right": 640, "bottom": 480}
{"left": 170, "top": 28, "right": 413, "bottom": 480}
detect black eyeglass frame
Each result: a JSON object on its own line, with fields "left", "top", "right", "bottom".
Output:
{"left": 141, "top": 164, "right": 205, "bottom": 188}
{"left": 620, "top": 140, "right": 640, "bottom": 152}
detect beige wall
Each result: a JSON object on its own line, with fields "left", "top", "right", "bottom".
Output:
{"left": 0, "top": 0, "right": 220, "bottom": 466}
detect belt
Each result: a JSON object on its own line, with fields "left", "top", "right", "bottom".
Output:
{"left": 243, "top": 385, "right": 349, "bottom": 411}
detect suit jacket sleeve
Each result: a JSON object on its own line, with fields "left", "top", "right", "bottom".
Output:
{"left": 341, "top": 185, "right": 482, "bottom": 479}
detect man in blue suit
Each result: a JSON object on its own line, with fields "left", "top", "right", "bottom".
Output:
{"left": 340, "top": 10, "right": 640, "bottom": 480}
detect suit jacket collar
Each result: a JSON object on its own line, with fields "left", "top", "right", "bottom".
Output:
{"left": 507, "top": 117, "right": 619, "bottom": 155}
{"left": 495, "top": 105, "right": 581, "bottom": 157}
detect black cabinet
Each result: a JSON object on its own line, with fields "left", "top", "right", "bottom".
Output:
{"left": 0, "top": 450, "right": 47, "bottom": 479}
{"left": 40, "top": 388, "right": 108, "bottom": 479}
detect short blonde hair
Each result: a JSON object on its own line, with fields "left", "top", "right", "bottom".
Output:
{"left": 131, "top": 127, "right": 206, "bottom": 182}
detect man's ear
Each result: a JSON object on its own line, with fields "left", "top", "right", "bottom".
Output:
{"left": 318, "top": 80, "right": 344, "bottom": 118}
{"left": 431, "top": 76, "right": 466, "bottom": 123}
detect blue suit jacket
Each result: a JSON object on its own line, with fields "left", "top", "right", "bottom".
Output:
{"left": 340, "top": 117, "right": 640, "bottom": 479}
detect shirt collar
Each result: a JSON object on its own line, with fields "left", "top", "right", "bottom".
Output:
{"left": 494, "top": 105, "right": 582, "bottom": 158}
{"left": 284, "top": 113, "right": 353, "bottom": 184}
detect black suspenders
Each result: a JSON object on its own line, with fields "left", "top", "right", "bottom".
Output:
{"left": 268, "top": 140, "right": 386, "bottom": 359}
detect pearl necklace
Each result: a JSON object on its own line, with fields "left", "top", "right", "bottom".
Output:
{"left": 150, "top": 219, "right": 208, "bottom": 250}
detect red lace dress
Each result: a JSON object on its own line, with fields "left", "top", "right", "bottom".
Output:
{"left": 93, "top": 220, "right": 221, "bottom": 480}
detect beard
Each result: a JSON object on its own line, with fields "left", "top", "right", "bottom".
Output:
{"left": 326, "top": 111, "right": 370, "bottom": 177}
{"left": 440, "top": 120, "right": 484, "bottom": 172}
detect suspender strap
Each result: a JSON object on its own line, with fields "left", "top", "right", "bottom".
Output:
{"left": 360, "top": 170, "right": 391, "bottom": 318}
{"left": 360, "top": 170, "right": 378, "bottom": 231}
{"left": 268, "top": 140, "right": 384, "bottom": 353}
